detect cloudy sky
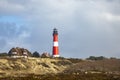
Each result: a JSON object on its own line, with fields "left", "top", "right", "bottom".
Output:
{"left": 0, "top": 0, "right": 120, "bottom": 58}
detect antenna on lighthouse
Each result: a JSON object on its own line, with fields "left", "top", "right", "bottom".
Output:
{"left": 52, "top": 28, "right": 60, "bottom": 57}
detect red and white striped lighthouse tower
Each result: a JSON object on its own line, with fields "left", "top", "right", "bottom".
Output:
{"left": 52, "top": 28, "right": 59, "bottom": 57}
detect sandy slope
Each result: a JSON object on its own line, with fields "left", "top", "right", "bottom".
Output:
{"left": 0, "top": 57, "right": 120, "bottom": 78}
{"left": 0, "top": 57, "right": 72, "bottom": 77}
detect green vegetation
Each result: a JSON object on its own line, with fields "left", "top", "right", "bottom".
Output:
{"left": 86, "top": 56, "right": 107, "bottom": 60}
{"left": 32, "top": 51, "right": 40, "bottom": 57}
{"left": 0, "top": 53, "right": 8, "bottom": 57}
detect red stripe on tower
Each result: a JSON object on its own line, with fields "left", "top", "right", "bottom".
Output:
{"left": 52, "top": 28, "right": 59, "bottom": 57}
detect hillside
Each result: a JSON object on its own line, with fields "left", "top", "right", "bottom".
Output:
{"left": 64, "top": 59, "right": 120, "bottom": 74}
{"left": 0, "top": 58, "right": 120, "bottom": 80}
{"left": 0, "top": 57, "right": 72, "bottom": 77}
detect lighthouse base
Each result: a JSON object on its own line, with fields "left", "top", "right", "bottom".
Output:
{"left": 53, "top": 55, "right": 60, "bottom": 57}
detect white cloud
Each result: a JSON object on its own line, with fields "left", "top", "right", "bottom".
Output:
{"left": 0, "top": 0, "right": 25, "bottom": 15}
{"left": 101, "top": 12, "right": 120, "bottom": 21}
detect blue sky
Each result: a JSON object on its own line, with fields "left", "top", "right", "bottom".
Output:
{"left": 0, "top": 0, "right": 120, "bottom": 58}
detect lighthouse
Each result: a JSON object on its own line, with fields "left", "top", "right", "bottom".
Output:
{"left": 52, "top": 28, "right": 59, "bottom": 57}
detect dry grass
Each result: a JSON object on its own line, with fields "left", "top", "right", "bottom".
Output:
{"left": 0, "top": 57, "right": 72, "bottom": 77}
{"left": 64, "top": 59, "right": 120, "bottom": 76}
{"left": 0, "top": 57, "right": 120, "bottom": 79}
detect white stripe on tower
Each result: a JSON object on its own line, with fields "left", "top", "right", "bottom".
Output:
{"left": 53, "top": 42, "right": 58, "bottom": 47}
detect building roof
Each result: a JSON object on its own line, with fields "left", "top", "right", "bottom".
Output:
{"left": 8, "top": 47, "right": 31, "bottom": 56}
